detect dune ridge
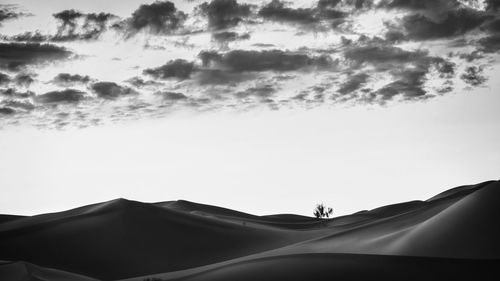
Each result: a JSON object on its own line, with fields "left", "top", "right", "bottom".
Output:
{"left": 1, "top": 180, "right": 499, "bottom": 281}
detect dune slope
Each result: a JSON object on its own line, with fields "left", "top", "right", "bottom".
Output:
{"left": 0, "top": 180, "right": 499, "bottom": 281}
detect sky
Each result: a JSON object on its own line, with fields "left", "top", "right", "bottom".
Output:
{"left": 0, "top": 0, "right": 499, "bottom": 217}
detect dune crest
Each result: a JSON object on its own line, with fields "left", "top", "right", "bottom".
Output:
{"left": 1, "top": 180, "right": 499, "bottom": 281}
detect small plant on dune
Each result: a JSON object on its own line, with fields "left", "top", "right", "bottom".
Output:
{"left": 313, "top": 203, "right": 333, "bottom": 219}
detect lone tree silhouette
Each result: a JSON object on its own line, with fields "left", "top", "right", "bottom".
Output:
{"left": 313, "top": 203, "right": 333, "bottom": 218}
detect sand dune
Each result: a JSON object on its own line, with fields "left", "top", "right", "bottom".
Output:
{"left": 1, "top": 180, "right": 499, "bottom": 281}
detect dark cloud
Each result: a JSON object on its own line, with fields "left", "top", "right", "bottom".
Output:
{"left": 338, "top": 73, "right": 369, "bottom": 94}
{"left": 344, "top": 45, "right": 428, "bottom": 67}
{"left": 0, "top": 107, "right": 15, "bottom": 115}
{"left": 34, "top": 89, "right": 85, "bottom": 104}
{"left": 0, "top": 4, "right": 29, "bottom": 25}
{"left": 341, "top": 39, "right": 458, "bottom": 102}
{"left": 395, "top": 8, "right": 490, "bottom": 40}
{"left": 8, "top": 31, "right": 50, "bottom": 43}
{"left": 0, "top": 88, "right": 34, "bottom": 98}
{"left": 212, "top": 31, "right": 250, "bottom": 42}
{"left": 52, "top": 73, "right": 91, "bottom": 86}
{"left": 199, "top": 49, "right": 333, "bottom": 72}
{"left": 143, "top": 59, "right": 195, "bottom": 80}
{"left": 344, "top": 0, "right": 374, "bottom": 9}
{"left": 375, "top": 68, "right": 428, "bottom": 101}
{"left": 478, "top": 34, "right": 500, "bottom": 53}
{"left": 198, "top": 0, "right": 253, "bottom": 30}
{"left": 193, "top": 68, "right": 258, "bottom": 85}
{"left": 157, "top": 91, "right": 188, "bottom": 100}
{"left": 380, "top": 0, "right": 459, "bottom": 12}
{"left": 125, "top": 77, "right": 163, "bottom": 87}
{"left": 236, "top": 85, "right": 275, "bottom": 98}
{"left": 91, "top": 81, "right": 137, "bottom": 99}
{"left": 0, "top": 43, "right": 72, "bottom": 71}
{"left": 14, "top": 73, "right": 35, "bottom": 87}
{"left": 1, "top": 100, "right": 35, "bottom": 111}
{"left": 0, "top": 72, "right": 10, "bottom": 85}
{"left": 259, "top": 0, "right": 317, "bottom": 24}
{"left": 52, "top": 10, "right": 118, "bottom": 41}
{"left": 258, "top": 0, "right": 346, "bottom": 27}
{"left": 118, "top": 1, "right": 187, "bottom": 36}
{"left": 461, "top": 66, "right": 487, "bottom": 86}
{"left": 53, "top": 9, "right": 83, "bottom": 34}
{"left": 485, "top": 0, "right": 500, "bottom": 12}
{"left": 317, "top": 0, "right": 342, "bottom": 9}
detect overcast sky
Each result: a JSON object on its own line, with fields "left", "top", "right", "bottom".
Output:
{"left": 0, "top": 0, "right": 499, "bottom": 217}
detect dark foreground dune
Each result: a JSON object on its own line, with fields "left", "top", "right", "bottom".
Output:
{"left": 1, "top": 180, "right": 499, "bottom": 281}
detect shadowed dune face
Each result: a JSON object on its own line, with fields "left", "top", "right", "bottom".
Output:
{"left": 0, "top": 180, "right": 499, "bottom": 281}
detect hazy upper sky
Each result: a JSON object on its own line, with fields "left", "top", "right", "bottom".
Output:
{"left": 0, "top": 0, "right": 499, "bottom": 217}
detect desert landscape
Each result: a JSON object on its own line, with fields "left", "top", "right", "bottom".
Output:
{"left": 2, "top": 0, "right": 500, "bottom": 280}
{"left": 1, "top": 180, "right": 499, "bottom": 281}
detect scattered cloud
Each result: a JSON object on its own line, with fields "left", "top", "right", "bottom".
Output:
{"left": 1, "top": 0, "right": 499, "bottom": 128}
{"left": 116, "top": 1, "right": 187, "bottom": 37}
{"left": 337, "top": 73, "right": 369, "bottom": 95}
{"left": 199, "top": 49, "right": 333, "bottom": 72}
{"left": 91, "top": 81, "right": 137, "bottom": 99}
{"left": 212, "top": 31, "right": 250, "bottom": 42}
{"left": 0, "top": 4, "right": 29, "bottom": 25}
{"left": 197, "top": 0, "right": 253, "bottom": 30}
{"left": 34, "top": 89, "right": 86, "bottom": 104}
{"left": 460, "top": 66, "right": 487, "bottom": 86}
{"left": 143, "top": 59, "right": 195, "bottom": 80}
{"left": 257, "top": 0, "right": 347, "bottom": 28}
{"left": 0, "top": 43, "right": 72, "bottom": 71}
{"left": 52, "top": 73, "right": 92, "bottom": 86}
{"left": 52, "top": 10, "right": 118, "bottom": 41}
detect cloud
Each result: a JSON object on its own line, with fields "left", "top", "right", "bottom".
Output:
{"left": 199, "top": 49, "right": 333, "bottom": 72}
{"left": 0, "top": 72, "right": 10, "bottom": 85}
{"left": 143, "top": 59, "right": 195, "bottom": 79}
{"left": 1, "top": 100, "right": 35, "bottom": 111}
{"left": 259, "top": 0, "right": 317, "bottom": 24}
{"left": 91, "top": 81, "right": 137, "bottom": 99}
{"left": 197, "top": 0, "right": 253, "bottom": 30}
{"left": 337, "top": 73, "right": 370, "bottom": 94}
{"left": 157, "top": 91, "right": 188, "bottom": 100}
{"left": 460, "top": 66, "right": 487, "bottom": 86}
{"left": 375, "top": 68, "right": 428, "bottom": 101}
{"left": 341, "top": 39, "right": 457, "bottom": 102}
{"left": 478, "top": 34, "right": 500, "bottom": 53}
{"left": 0, "top": 43, "right": 72, "bottom": 71}
{"left": 344, "top": 44, "right": 428, "bottom": 67}
{"left": 52, "top": 10, "right": 118, "bottom": 41}
{"left": 0, "top": 107, "right": 15, "bottom": 115}
{"left": 193, "top": 68, "right": 257, "bottom": 85}
{"left": 317, "top": 0, "right": 342, "bottom": 9}
{"left": 0, "top": 4, "right": 29, "bottom": 25}
{"left": 236, "top": 85, "right": 276, "bottom": 98}
{"left": 390, "top": 8, "right": 490, "bottom": 41}
{"left": 14, "top": 73, "right": 35, "bottom": 87}
{"left": 212, "top": 31, "right": 250, "bottom": 42}
{"left": 52, "top": 73, "right": 92, "bottom": 86}
{"left": 34, "top": 89, "right": 86, "bottom": 104}
{"left": 125, "top": 77, "right": 163, "bottom": 88}
{"left": 257, "top": 0, "right": 347, "bottom": 27}
{"left": 7, "top": 31, "right": 50, "bottom": 43}
{"left": 0, "top": 88, "right": 33, "bottom": 98}
{"left": 380, "top": 0, "right": 459, "bottom": 12}
{"left": 485, "top": 0, "right": 500, "bottom": 11}
{"left": 117, "top": 1, "right": 187, "bottom": 36}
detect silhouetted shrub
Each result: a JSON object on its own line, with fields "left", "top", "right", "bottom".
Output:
{"left": 314, "top": 203, "right": 333, "bottom": 218}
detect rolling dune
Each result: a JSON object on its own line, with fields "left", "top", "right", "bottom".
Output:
{"left": 1, "top": 180, "right": 499, "bottom": 281}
